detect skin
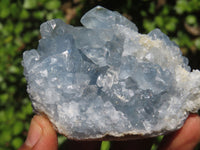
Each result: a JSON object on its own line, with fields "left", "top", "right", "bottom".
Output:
{"left": 19, "top": 114, "right": 200, "bottom": 150}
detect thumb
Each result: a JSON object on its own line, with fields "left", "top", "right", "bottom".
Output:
{"left": 19, "top": 115, "right": 58, "bottom": 150}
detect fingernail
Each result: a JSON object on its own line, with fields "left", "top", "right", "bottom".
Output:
{"left": 25, "top": 118, "right": 42, "bottom": 148}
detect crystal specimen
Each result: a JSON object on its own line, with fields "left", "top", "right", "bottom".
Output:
{"left": 22, "top": 6, "right": 200, "bottom": 140}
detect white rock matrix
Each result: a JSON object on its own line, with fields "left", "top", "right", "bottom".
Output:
{"left": 22, "top": 6, "right": 200, "bottom": 140}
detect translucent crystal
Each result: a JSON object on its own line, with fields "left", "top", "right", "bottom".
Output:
{"left": 22, "top": 6, "right": 200, "bottom": 140}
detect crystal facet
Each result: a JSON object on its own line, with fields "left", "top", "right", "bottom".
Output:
{"left": 22, "top": 6, "right": 200, "bottom": 140}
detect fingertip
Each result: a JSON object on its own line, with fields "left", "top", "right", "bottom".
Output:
{"left": 25, "top": 117, "right": 42, "bottom": 148}
{"left": 184, "top": 114, "right": 200, "bottom": 143}
{"left": 32, "top": 115, "right": 58, "bottom": 150}
{"left": 159, "top": 114, "right": 200, "bottom": 150}
{"left": 19, "top": 115, "right": 58, "bottom": 150}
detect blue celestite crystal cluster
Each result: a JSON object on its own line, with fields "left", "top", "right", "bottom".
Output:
{"left": 22, "top": 6, "right": 200, "bottom": 140}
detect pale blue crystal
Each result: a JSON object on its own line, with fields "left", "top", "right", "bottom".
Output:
{"left": 22, "top": 6, "right": 200, "bottom": 140}
{"left": 81, "top": 6, "right": 138, "bottom": 31}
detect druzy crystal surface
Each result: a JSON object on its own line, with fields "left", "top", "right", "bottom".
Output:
{"left": 22, "top": 6, "right": 200, "bottom": 140}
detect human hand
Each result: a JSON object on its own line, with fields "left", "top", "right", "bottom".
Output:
{"left": 19, "top": 114, "right": 200, "bottom": 150}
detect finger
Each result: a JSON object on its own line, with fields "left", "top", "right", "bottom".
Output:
{"left": 19, "top": 115, "right": 58, "bottom": 150}
{"left": 159, "top": 114, "right": 200, "bottom": 150}
{"left": 110, "top": 138, "right": 154, "bottom": 150}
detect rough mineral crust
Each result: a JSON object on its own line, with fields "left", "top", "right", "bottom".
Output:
{"left": 22, "top": 6, "right": 200, "bottom": 140}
